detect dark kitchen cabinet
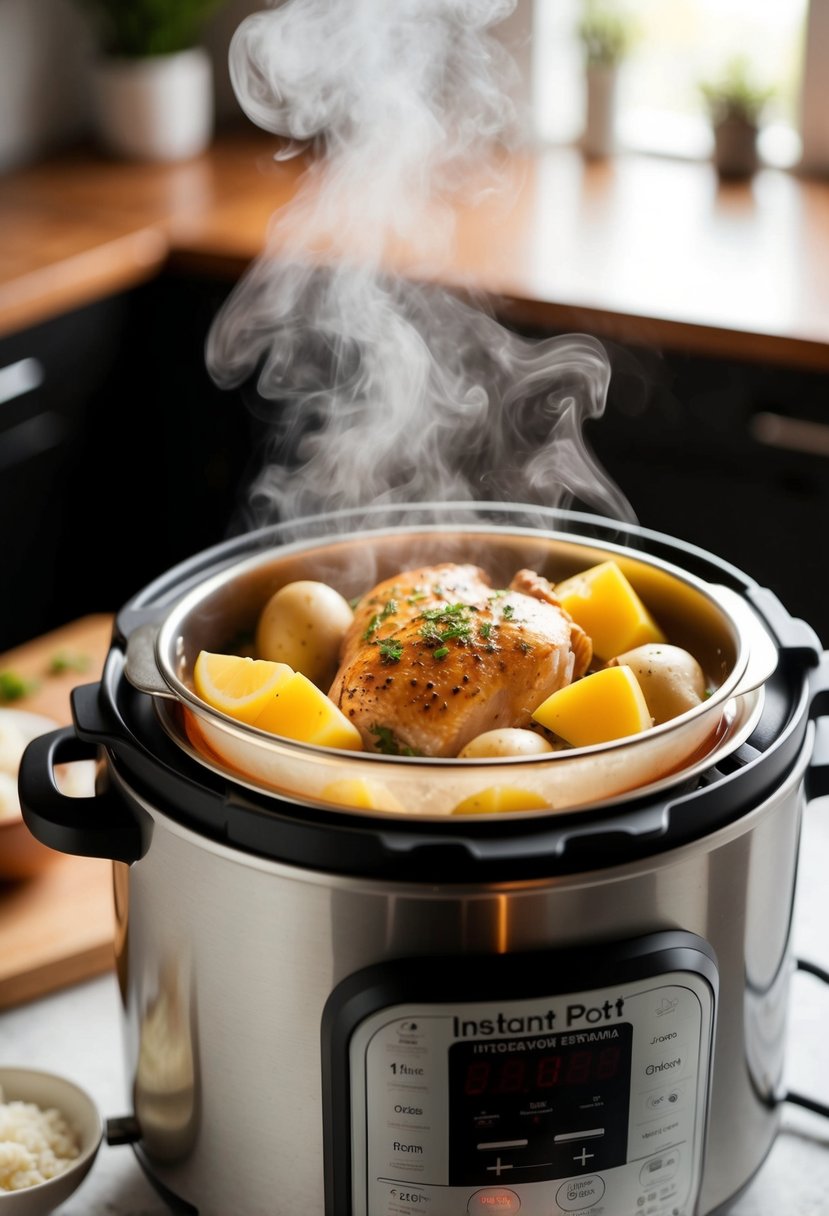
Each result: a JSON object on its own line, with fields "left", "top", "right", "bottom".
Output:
{"left": 0, "top": 299, "right": 129, "bottom": 649}
{"left": 90, "top": 275, "right": 255, "bottom": 584}
{"left": 0, "top": 279, "right": 253, "bottom": 651}
{"left": 585, "top": 343, "right": 829, "bottom": 645}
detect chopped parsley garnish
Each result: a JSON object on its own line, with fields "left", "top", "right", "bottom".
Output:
{"left": 406, "top": 590, "right": 427, "bottom": 604}
{"left": 362, "top": 598, "right": 400, "bottom": 641}
{"left": 433, "top": 646, "right": 450, "bottom": 660}
{"left": 370, "top": 724, "right": 421, "bottom": 756}
{"left": 362, "top": 615, "right": 380, "bottom": 641}
{"left": 501, "top": 603, "right": 515, "bottom": 620}
{"left": 418, "top": 602, "right": 475, "bottom": 651}
{"left": 479, "top": 622, "right": 494, "bottom": 640}
{"left": 517, "top": 639, "right": 534, "bottom": 654}
{"left": 378, "top": 639, "right": 404, "bottom": 664}
{"left": 420, "top": 602, "right": 468, "bottom": 623}
{"left": 437, "top": 623, "right": 472, "bottom": 642}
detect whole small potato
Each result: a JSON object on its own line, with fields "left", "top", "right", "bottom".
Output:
{"left": 611, "top": 644, "right": 706, "bottom": 725}
{"left": 458, "top": 728, "right": 555, "bottom": 760}
{"left": 256, "top": 580, "right": 354, "bottom": 689}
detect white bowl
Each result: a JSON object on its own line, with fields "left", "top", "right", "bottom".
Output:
{"left": 0, "top": 1068, "right": 102, "bottom": 1213}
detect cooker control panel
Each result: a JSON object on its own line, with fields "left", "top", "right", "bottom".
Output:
{"left": 342, "top": 960, "right": 715, "bottom": 1216}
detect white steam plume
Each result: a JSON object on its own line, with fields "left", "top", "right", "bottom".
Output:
{"left": 227, "top": 0, "right": 519, "bottom": 259}
{"left": 206, "top": 0, "right": 635, "bottom": 530}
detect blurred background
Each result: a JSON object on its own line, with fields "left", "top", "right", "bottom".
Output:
{"left": 1, "top": 0, "right": 828, "bottom": 657}
{"left": 0, "top": 0, "right": 818, "bottom": 172}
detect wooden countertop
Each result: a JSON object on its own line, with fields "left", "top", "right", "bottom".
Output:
{"left": 0, "top": 615, "right": 116, "bottom": 1009}
{"left": 3, "top": 128, "right": 829, "bottom": 367}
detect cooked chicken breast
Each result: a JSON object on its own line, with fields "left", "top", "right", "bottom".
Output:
{"left": 329, "top": 563, "right": 591, "bottom": 757}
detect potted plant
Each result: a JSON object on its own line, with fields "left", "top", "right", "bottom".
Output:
{"left": 577, "top": 0, "right": 635, "bottom": 159}
{"left": 78, "top": 0, "right": 224, "bottom": 161}
{"left": 700, "top": 57, "right": 774, "bottom": 180}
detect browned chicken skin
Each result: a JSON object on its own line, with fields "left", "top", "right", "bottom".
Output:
{"left": 329, "top": 563, "right": 591, "bottom": 757}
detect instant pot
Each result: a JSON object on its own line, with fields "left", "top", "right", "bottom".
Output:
{"left": 19, "top": 503, "right": 829, "bottom": 1216}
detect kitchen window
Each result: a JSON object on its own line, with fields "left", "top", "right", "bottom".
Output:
{"left": 533, "top": 0, "right": 807, "bottom": 167}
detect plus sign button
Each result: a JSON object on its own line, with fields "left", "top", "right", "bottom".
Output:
{"left": 556, "top": 1175, "right": 606, "bottom": 1212}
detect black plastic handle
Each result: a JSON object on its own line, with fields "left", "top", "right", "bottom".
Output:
{"left": 18, "top": 727, "right": 149, "bottom": 864}
{"left": 806, "top": 652, "right": 829, "bottom": 800}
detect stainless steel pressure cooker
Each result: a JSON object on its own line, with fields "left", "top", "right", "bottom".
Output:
{"left": 19, "top": 503, "right": 829, "bottom": 1216}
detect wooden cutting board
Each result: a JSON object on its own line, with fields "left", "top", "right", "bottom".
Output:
{"left": 0, "top": 615, "right": 116, "bottom": 1009}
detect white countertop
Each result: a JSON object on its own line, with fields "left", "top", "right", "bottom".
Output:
{"left": 3, "top": 796, "right": 829, "bottom": 1214}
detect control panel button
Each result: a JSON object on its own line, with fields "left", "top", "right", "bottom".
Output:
{"left": 639, "top": 1148, "right": 680, "bottom": 1186}
{"left": 640, "top": 1046, "right": 688, "bottom": 1083}
{"left": 483, "top": 1155, "right": 515, "bottom": 1178}
{"left": 641, "top": 1080, "right": 689, "bottom": 1119}
{"left": 556, "top": 1175, "right": 606, "bottom": 1211}
{"left": 467, "top": 1187, "right": 521, "bottom": 1211}
{"left": 390, "top": 1137, "right": 428, "bottom": 1173}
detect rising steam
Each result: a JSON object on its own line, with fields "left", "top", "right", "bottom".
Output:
{"left": 206, "top": 0, "right": 635, "bottom": 529}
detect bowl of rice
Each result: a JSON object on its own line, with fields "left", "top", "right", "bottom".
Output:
{"left": 0, "top": 1068, "right": 102, "bottom": 1212}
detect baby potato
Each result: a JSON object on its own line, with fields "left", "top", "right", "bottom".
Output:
{"left": 256, "top": 580, "right": 354, "bottom": 689}
{"left": 611, "top": 644, "right": 706, "bottom": 725}
{"left": 458, "top": 728, "right": 554, "bottom": 759}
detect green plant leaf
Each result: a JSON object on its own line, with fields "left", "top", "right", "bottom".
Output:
{"left": 699, "top": 56, "right": 775, "bottom": 125}
{"left": 76, "top": 0, "right": 225, "bottom": 57}
{"left": 577, "top": 1, "right": 636, "bottom": 67}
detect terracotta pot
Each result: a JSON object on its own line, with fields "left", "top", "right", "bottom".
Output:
{"left": 92, "top": 47, "right": 214, "bottom": 163}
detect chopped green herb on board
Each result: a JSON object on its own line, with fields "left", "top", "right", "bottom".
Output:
{"left": 0, "top": 671, "right": 39, "bottom": 702}
{"left": 48, "top": 651, "right": 91, "bottom": 676}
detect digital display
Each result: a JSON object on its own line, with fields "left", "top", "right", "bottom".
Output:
{"left": 462, "top": 1046, "right": 623, "bottom": 1097}
{"left": 448, "top": 1026, "right": 633, "bottom": 1186}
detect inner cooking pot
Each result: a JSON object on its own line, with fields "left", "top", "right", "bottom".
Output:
{"left": 124, "top": 502, "right": 778, "bottom": 818}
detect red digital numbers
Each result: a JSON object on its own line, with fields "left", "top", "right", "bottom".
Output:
{"left": 595, "top": 1046, "right": 621, "bottom": 1080}
{"left": 465, "top": 1061, "right": 492, "bottom": 1096}
{"left": 463, "top": 1045, "right": 620, "bottom": 1097}
{"left": 535, "top": 1055, "right": 562, "bottom": 1088}
{"left": 498, "top": 1059, "right": 526, "bottom": 1093}
{"left": 563, "top": 1051, "right": 592, "bottom": 1085}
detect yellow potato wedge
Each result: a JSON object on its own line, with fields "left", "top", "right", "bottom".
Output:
{"left": 321, "top": 778, "right": 406, "bottom": 813}
{"left": 532, "top": 664, "right": 652, "bottom": 747}
{"left": 252, "top": 671, "right": 363, "bottom": 751}
{"left": 554, "top": 561, "right": 666, "bottom": 661}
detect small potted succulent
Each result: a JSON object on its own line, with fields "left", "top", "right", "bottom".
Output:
{"left": 577, "top": 0, "right": 635, "bottom": 159}
{"left": 78, "top": 0, "right": 224, "bottom": 161}
{"left": 700, "top": 57, "right": 774, "bottom": 179}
